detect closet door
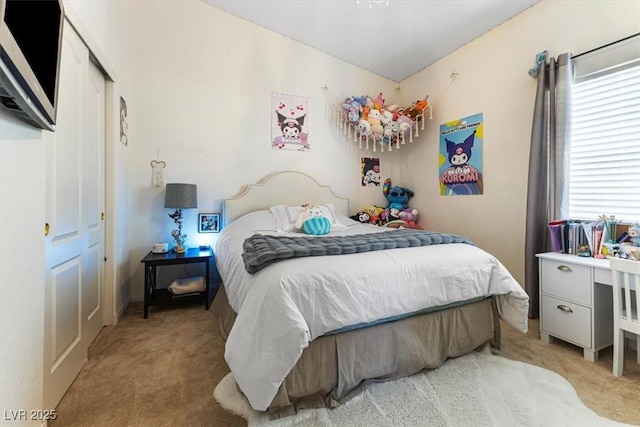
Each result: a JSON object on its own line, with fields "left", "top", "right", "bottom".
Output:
{"left": 43, "top": 21, "right": 106, "bottom": 410}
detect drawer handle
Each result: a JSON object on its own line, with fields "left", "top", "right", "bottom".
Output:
{"left": 557, "top": 265, "right": 572, "bottom": 272}
{"left": 557, "top": 304, "right": 573, "bottom": 313}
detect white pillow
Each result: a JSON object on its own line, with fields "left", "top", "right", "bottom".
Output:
{"left": 270, "top": 203, "right": 348, "bottom": 232}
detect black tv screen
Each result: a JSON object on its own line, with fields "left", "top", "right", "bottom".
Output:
{"left": 0, "top": 0, "right": 63, "bottom": 130}
{"left": 4, "top": 0, "right": 61, "bottom": 106}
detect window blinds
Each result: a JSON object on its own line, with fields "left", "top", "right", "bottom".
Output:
{"left": 568, "top": 63, "right": 640, "bottom": 222}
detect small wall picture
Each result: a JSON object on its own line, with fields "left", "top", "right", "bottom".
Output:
{"left": 120, "top": 96, "right": 128, "bottom": 146}
{"left": 361, "top": 157, "right": 380, "bottom": 186}
{"left": 198, "top": 213, "right": 220, "bottom": 233}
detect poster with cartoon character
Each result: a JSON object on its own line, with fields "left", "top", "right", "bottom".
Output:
{"left": 361, "top": 157, "right": 381, "bottom": 187}
{"left": 439, "top": 113, "right": 484, "bottom": 196}
{"left": 272, "top": 92, "right": 310, "bottom": 151}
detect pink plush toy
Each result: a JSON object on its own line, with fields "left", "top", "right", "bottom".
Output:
{"left": 373, "top": 92, "right": 384, "bottom": 110}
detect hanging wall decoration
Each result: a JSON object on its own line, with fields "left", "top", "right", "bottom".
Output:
{"left": 272, "top": 92, "right": 310, "bottom": 151}
{"left": 120, "top": 96, "right": 128, "bottom": 146}
{"left": 438, "top": 113, "right": 484, "bottom": 196}
{"left": 361, "top": 157, "right": 381, "bottom": 186}
{"left": 337, "top": 92, "right": 431, "bottom": 152}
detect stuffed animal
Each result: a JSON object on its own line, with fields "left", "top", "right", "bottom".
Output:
{"left": 373, "top": 92, "right": 384, "bottom": 110}
{"left": 364, "top": 205, "right": 384, "bottom": 225}
{"left": 367, "top": 109, "right": 384, "bottom": 137}
{"left": 362, "top": 106, "right": 370, "bottom": 121}
{"left": 295, "top": 204, "right": 331, "bottom": 235}
{"left": 357, "top": 119, "right": 372, "bottom": 137}
{"left": 381, "top": 207, "right": 401, "bottom": 223}
{"left": 342, "top": 97, "right": 362, "bottom": 124}
{"left": 349, "top": 211, "right": 371, "bottom": 224}
{"left": 380, "top": 207, "right": 419, "bottom": 228}
{"left": 628, "top": 223, "right": 640, "bottom": 246}
{"left": 405, "top": 96, "right": 429, "bottom": 120}
{"left": 365, "top": 96, "right": 374, "bottom": 109}
{"left": 383, "top": 121, "right": 399, "bottom": 139}
{"left": 379, "top": 110, "right": 393, "bottom": 125}
{"left": 398, "top": 208, "right": 419, "bottom": 228}
{"left": 394, "top": 114, "right": 413, "bottom": 138}
{"left": 528, "top": 51, "right": 547, "bottom": 78}
{"left": 382, "top": 178, "right": 414, "bottom": 211}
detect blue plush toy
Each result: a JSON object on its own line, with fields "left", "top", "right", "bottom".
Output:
{"left": 382, "top": 178, "right": 414, "bottom": 211}
{"left": 528, "top": 50, "right": 547, "bottom": 78}
{"left": 628, "top": 223, "right": 640, "bottom": 247}
{"left": 295, "top": 204, "right": 331, "bottom": 235}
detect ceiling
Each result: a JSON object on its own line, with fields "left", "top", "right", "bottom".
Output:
{"left": 203, "top": 0, "right": 540, "bottom": 82}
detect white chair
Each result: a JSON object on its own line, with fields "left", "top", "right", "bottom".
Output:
{"left": 609, "top": 257, "right": 640, "bottom": 376}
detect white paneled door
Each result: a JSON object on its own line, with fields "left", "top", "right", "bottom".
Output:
{"left": 44, "top": 22, "right": 106, "bottom": 410}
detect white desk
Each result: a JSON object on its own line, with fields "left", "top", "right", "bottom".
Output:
{"left": 536, "top": 252, "right": 615, "bottom": 362}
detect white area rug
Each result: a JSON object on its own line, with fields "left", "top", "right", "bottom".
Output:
{"left": 214, "top": 348, "right": 632, "bottom": 427}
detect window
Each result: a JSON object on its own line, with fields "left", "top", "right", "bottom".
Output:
{"left": 567, "top": 47, "right": 640, "bottom": 222}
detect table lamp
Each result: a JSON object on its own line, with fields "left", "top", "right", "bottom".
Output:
{"left": 164, "top": 183, "right": 198, "bottom": 253}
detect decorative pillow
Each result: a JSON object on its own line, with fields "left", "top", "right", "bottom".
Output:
{"left": 303, "top": 215, "right": 332, "bottom": 235}
{"left": 294, "top": 205, "right": 331, "bottom": 235}
{"left": 270, "top": 203, "right": 347, "bottom": 232}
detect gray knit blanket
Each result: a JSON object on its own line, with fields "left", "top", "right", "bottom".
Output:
{"left": 242, "top": 229, "right": 474, "bottom": 274}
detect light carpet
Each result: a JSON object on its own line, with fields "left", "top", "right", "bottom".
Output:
{"left": 214, "top": 348, "right": 634, "bottom": 426}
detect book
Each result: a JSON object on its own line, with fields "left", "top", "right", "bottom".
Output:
{"left": 547, "top": 220, "right": 566, "bottom": 253}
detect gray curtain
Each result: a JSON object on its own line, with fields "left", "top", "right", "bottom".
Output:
{"left": 525, "top": 53, "right": 573, "bottom": 318}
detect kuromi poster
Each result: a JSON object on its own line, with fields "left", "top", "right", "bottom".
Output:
{"left": 272, "top": 92, "right": 310, "bottom": 151}
{"left": 361, "top": 157, "right": 381, "bottom": 187}
{"left": 439, "top": 113, "right": 484, "bottom": 196}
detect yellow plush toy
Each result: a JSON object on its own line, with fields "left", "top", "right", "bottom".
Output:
{"left": 363, "top": 205, "right": 384, "bottom": 225}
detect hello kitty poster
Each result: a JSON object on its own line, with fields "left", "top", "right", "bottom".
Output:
{"left": 272, "top": 92, "right": 310, "bottom": 151}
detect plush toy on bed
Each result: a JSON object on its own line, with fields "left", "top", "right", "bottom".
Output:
{"left": 295, "top": 204, "right": 331, "bottom": 235}
{"left": 350, "top": 211, "right": 371, "bottom": 224}
{"left": 364, "top": 205, "right": 385, "bottom": 225}
{"left": 383, "top": 178, "right": 414, "bottom": 210}
{"left": 380, "top": 179, "right": 420, "bottom": 228}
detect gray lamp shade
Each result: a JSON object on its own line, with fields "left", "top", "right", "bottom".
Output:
{"left": 164, "top": 183, "right": 198, "bottom": 209}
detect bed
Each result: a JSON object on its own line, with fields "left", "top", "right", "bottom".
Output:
{"left": 211, "top": 171, "right": 529, "bottom": 418}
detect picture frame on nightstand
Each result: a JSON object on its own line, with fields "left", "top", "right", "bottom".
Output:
{"left": 198, "top": 213, "right": 220, "bottom": 233}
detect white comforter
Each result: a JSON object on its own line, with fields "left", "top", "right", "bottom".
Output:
{"left": 215, "top": 211, "right": 529, "bottom": 411}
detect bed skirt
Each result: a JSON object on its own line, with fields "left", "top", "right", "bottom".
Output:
{"left": 211, "top": 284, "right": 501, "bottom": 419}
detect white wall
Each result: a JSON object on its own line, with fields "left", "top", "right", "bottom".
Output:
{"left": 398, "top": 0, "right": 640, "bottom": 286}
{"left": 0, "top": 114, "right": 48, "bottom": 426}
{"left": 125, "top": 0, "right": 397, "bottom": 300}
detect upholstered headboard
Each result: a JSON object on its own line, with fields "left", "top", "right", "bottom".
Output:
{"left": 222, "top": 171, "right": 349, "bottom": 225}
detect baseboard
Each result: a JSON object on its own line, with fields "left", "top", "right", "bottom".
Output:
{"left": 113, "top": 296, "right": 130, "bottom": 324}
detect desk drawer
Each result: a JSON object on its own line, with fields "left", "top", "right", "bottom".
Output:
{"left": 541, "top": 295, "right": 591, "bottom": 349}
{"left": 540, "top": 259, "right": 591, "bottom": 305}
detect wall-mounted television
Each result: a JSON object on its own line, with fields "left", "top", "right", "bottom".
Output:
{"left": 0, "top": 0, "right": 64, "bottom": 131}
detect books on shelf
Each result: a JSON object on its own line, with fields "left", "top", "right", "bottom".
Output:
{"left": 548, "top": 219, "right": 605, "bottom": 256}
{"left": 547, "top": 220, "right": 566, "bottom": 253}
